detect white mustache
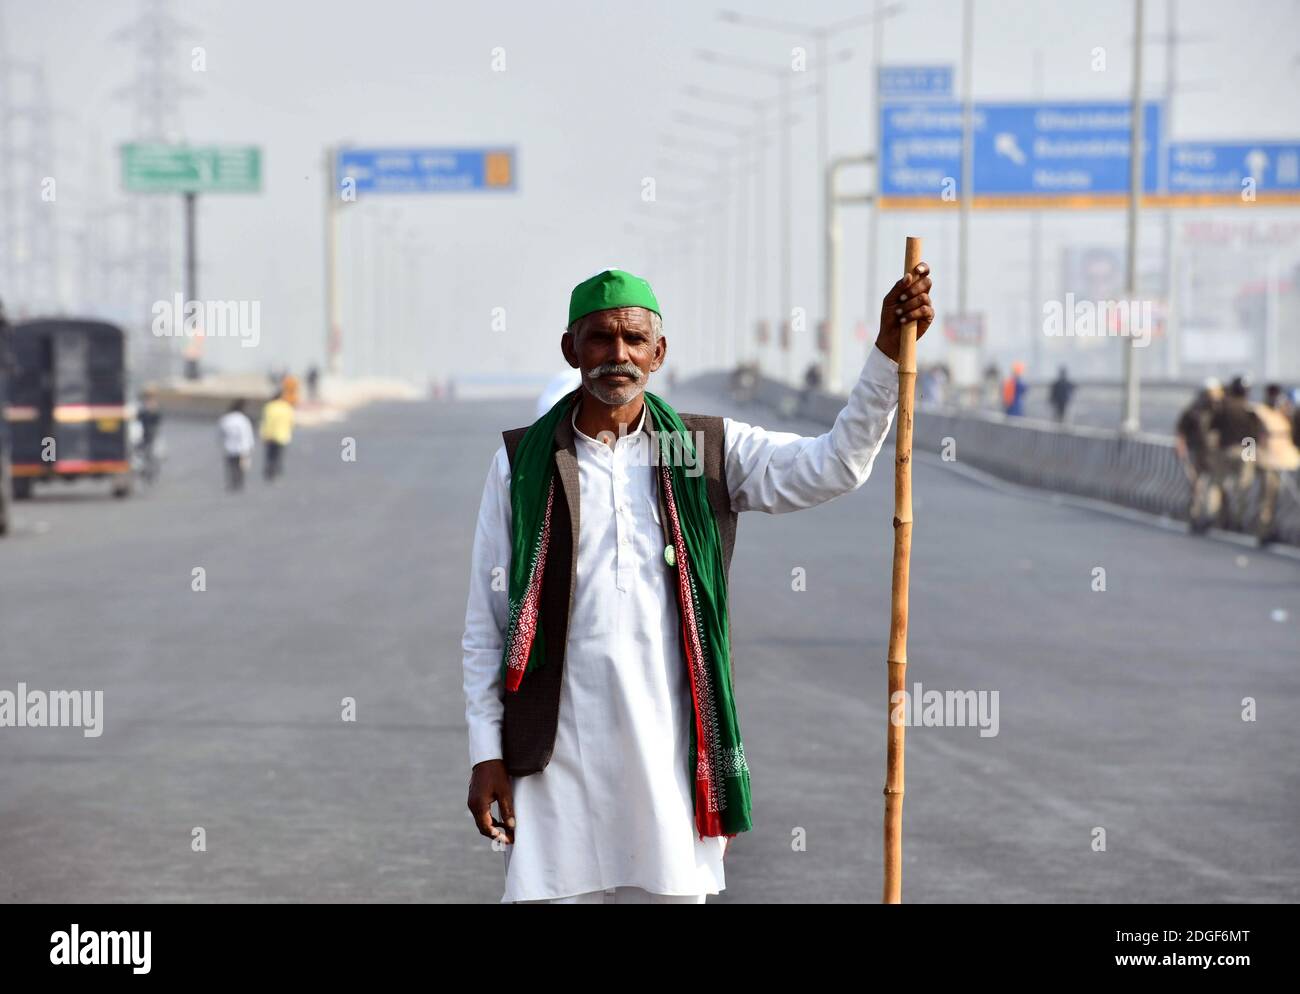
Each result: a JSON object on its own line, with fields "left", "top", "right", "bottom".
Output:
{"left": 589, "top": 363, "right": 642, "bottom": 380}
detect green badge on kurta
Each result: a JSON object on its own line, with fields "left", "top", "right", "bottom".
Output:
{"left": 664, "top": 544, "right": 676, "bottom": 567}
{"left": 569, "top": 269, "right": 661, "bottom": 327}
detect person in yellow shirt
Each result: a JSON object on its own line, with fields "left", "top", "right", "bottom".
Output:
{"left": 259, "top": 391, "right": 295, "bottom": 482}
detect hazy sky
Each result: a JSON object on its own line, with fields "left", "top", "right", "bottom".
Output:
{"left": 4, "top": 0, "right": 1299, "bottom": 388}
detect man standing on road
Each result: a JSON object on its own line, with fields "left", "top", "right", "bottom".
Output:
{"left": 218, "top": 399, "right": 255, "bottom": 492}
{"left": 260, "top": 390, "right": 295, "bottom": 483}
{"left": 1292, "top": 388, "right": 1300, "bottom": 448}
{"left": 1210, "top": 376, "right": 1261, "bottom": 531}
{"left": 461, "top": 264, "right": 932, "bottom": 904}
{"left": 1174, "top": 380, "right": 1223, "bottom": 535}
{"left": 1253, "top": 384, "right": 1300, "bottom": 546}
{"left": 1048, "top": 366, "right": 1075, "bottom": 423}
{"left": 136, "top": 389, "right": 164, "bottom": 483}
{"left": 1002, "top": 361, "right": 1028, "bottom": 416}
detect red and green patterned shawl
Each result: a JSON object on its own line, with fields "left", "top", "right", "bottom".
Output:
{"left": 500, "top": 387, "right": 753, "bottom": 839}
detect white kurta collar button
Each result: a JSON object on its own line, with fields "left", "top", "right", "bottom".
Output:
{"left": 571, "top": 394, "right": 649, "bottom": 450}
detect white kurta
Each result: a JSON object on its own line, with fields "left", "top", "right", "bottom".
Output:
{"left": 461, "top": 346, "right": 900, "bottom": 902}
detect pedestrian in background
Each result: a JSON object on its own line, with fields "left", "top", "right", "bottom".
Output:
{"left": 1291, "top": 387, "right": 1300, "bottom": 447}
{"left": 280, "top": 373, "right": 300, "bottom": 407}
{"left": 135, "top": 389, "right": 164, "bottom": 484}
{"left": 797, "top": 361, "right": 823, "bottom": 416}
{"left": 1049, "top": 366, "right": 1076, "bottom": 423}
{"left": 217, "top": 399, "right": 255, "bottom": 492}
{"left": 930, "top": 362, "right": 950, "bottom": 405}
{"left": 260, "top": 390, "right": 295, "bottom": 482}
{"left": 1253, "top": 384, "right": 1300, "bottom": 547}
{"left": 1174, "top": 379, "right": 1223, "bottom": 534}
{"left": 1210, "top": 376, "right": 1261, "bottom": 531}
{"left": 1002, "top": 361, "right": 1028, "bottom": 416}
{"left": 982, "top": 362, "right": 1001, "bottom": 409}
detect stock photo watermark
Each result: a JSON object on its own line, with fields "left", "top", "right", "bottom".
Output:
{"left": 150, "top": 294, "right": 261, "bottom": 348}
{"left": 1042, "top": 293, "right": 1152, "bottom": 348}
{"left": 0, "top": 684, "right": 104, "bottom": 737}
{"left": 50, "top": 926, "right": 150, "bottom": 974}
{"left": 591, "top": 425, "right": 707, "bottom": 477}
{"left": 890, "top": 682, "right": 1000, "bottom": 737}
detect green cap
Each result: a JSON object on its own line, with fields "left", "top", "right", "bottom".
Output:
{"left": 568, "top": 269, "right": 660, "bottom": 327}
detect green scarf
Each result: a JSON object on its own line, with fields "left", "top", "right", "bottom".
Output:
{"left": 501, "top": 387, "right": 752, "bottom": 839}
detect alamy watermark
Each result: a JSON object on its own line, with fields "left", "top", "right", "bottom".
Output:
{"left": 1043, "top": 293, "right": 1152, "bottom": 349}
{"left": 50, "top": 925, "right": 150, "bottom": 974}
{"left": 587, "top": 422, "right": 706, "bottom": 477}
{"left": 0, "top": 683, "right": 104, "bottom": 737}
{"left": 890, "top": 681, "right": 999, "bottom": 737}
{"left": 151, "top": 294, "right": 261, "bottom": 348}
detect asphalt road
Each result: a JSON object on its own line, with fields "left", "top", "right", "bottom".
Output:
{"left": 1, "top": 384, "right": 1297, "bottom": 903}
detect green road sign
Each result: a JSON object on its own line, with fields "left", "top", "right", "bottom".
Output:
{"left": 122, "top": 144, "right": 262, "bottom": 193}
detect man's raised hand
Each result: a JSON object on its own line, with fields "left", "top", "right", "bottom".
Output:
{"left": 875, "top": 261, "right": 933, "bottom": 363}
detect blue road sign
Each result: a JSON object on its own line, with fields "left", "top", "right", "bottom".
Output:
{"left": 336, "top": 147, "right": 516, "bottom": 194}
{"left": 979, "top": 102, "right": 1161, "bottom": 197}
{"left": 880, "top": 101, "right": 1161, "bottom": 208}
{"left": 1165, "top": 140, "right": 1300, "bottom": 202}
{"left": 879, "top": 66, "right": 953, "bottom": 100}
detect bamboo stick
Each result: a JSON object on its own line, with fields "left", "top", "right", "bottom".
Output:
{"left": 883, "top": 236, "right": 922, "bottom": 904}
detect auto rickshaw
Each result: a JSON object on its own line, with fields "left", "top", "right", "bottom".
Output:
{"left": 5, "top": 318, "right": 133, "bottom": 500}
{"left": 0, "top": 305, "right": 12, "bottom": 534}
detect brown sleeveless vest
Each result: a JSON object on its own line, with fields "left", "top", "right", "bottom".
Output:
{"left": 500, "top": 395, "right": 738, "bottom": 776}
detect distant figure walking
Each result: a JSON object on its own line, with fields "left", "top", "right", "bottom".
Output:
{"left": 1048, "top": 366, "right": 1075, "bottom": 423}
{"left": 218, "top": 399, "right": 255, "bottom": 492}
{"left": 1174, "top": 379, "right": 1223, "bottom": 534}
{"left": 1253, "top": 384, "right": 1300, "bottom": 546}
{"left": 982, "top": 362, "right": 1001, "bottom": 409}
{"left": 1292, "top": 388, "right": 1300, "bottom": 447}
{"left": 798, "top": 361, "right": 824, "bottom": 416}
{"left": 920, "top": 362, "right": 950, "bottom": 405}
{"left": 729, "top": 361, "right": 759, "bottom": 405}
{"left": 1002, "top": 361, "right": 1028, "bottom": 417}
{"left": 135, "top": 389, "right": 164, "bottom": 483}
{"left": 1210, "top": 376, "right": 1261, "bottom": 531}
{"left": 260, "top": 391, "right": 295, "bottom": 482}
{"left": 306, "top": 365, "right": 320, "bottom": 403}
{"left": 279, "top": 373, "right": 301, "bottom": 408}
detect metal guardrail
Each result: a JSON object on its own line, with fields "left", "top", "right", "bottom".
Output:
{"left": 716, "top": 372, "right": 1300, "bottom": 548}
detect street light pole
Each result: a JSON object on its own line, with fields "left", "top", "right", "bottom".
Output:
{"left": 669, "top": 111, "right": 754, "bottom": 371}
{"left": 826, "top": 155, "right": 872, "bottom": 390}
{"left": 754, "top": 104, "right": 767, "bottom": 368}
{"left": 817, "top": 33, "right": 830, "bottom": 380}
{"left": 779, "top": 70, "right": 793, "bottom": 385}
{"left": 733, "top": 142, "right": 749, "bottom": 367}
{"left": 695, "top": 51, "right": 822, "bottom": 383}
{"left": 1162, "top": 0, "right": 1178, "bottom": 379}
{"left": 1030, "top": 49, "right": 1044, "bottom": 379}
{"left": 323, "top": 144, "right": 342, "bottom": 374}
{"left": 720, "top": 7, "right": 901, "bottom": 385}
{"left": 681, "top": 86, "right": 808, "bottom": 374}
{"left": 1121, "top": 0, "right": 1145, "bottom": 433}
{"left": 866, "top": 0, "right": 886, "bottom": 361}
{"left": 958, "top": 0, "right": 973, "bottom": 321}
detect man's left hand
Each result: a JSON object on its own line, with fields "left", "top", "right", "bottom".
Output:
{"left": 875, "top": 262, "right": 933, "bottom": 364}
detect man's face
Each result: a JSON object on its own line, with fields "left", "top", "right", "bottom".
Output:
{"left": 562, "top": 306, "right": 666, "bottom": 407}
